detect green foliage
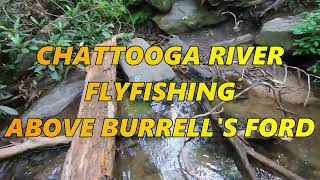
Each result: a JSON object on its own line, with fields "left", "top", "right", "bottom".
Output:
{"left": 0, "top": 0, "right": 145, "bottom": 114}
{"left": 0, "top": 0, "right": 145, "bottom": 80}
{"left": 0, "top": 18, "right": 32, "bottom": 71}
{"left": 292, "top": 1, "right": 320, "bottom": 75}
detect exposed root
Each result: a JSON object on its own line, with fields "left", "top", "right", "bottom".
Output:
{"left": 193, "top": 82, "right": 289, "bottom": 119}
{"left": 259, "top": 0, "right": 287, "bottom": 17}
{"left": 220, "top": 11, "right": 243, "bottom": 32}
{"left": 174, "top": 65, "right": 307, "bottom": 179}
{"left": 283, "top": 65, "right": 320, "bottom": 106}
{"left": 246, "top": 0, "right": 269, "bottom": 6}
{"left": 202, "top": 100, "right": 305, "bottom": 180}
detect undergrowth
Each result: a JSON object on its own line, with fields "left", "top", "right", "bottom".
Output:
{"left": 0, "top": 0, "right": 150, "bottom": 116}
{"left": 293, "top": 0, "right": 320, "bottom": 75}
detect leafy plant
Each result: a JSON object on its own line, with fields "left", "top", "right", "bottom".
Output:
{"left": 0, "top": 18, "right": 32, "bottom": 65}
{"left": 292, "top": 1, "right": 320, "bottom": 75}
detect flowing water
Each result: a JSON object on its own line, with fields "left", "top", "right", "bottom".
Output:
{"left": 114, "top": 99, "right": 241, "bottom": 180}
{"left": 0, "top": 94, "right": 319, "bottom": 180}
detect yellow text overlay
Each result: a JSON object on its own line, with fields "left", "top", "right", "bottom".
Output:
{"left": 3, "top": 118, "right": 315, "bottom": 138}
{"left": 37, "top": 46, "right": 284, "bottom": 66}
{"left": 85, "top": 82, "right": 236, "bottom": 102}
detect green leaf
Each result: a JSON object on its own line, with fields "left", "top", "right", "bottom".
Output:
{"left": 14, "top": 18, "right": 20, "bottom": 30}
{"left": 30, "top": 16, "right": 39, "bottom": 25}
{"left": 50, "top": 70, "right": 59, "bottom": 80}
{"left": 48, "top": 64, "right": 55, "bottom": 71}
{"left": 0, "top": 105, "right": 18, "bottom": 115}
{"left": 34, "top": 65, "right": 45, "bottom": 73}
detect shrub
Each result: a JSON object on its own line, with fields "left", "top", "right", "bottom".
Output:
{"left": 292, "top": 1, "right": 320, "bottom": 75}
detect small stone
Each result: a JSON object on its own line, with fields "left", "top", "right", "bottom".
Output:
{"left": 120, "top": 38, "right": 176, "bottom": 82}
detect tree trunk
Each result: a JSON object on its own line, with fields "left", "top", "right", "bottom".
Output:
{"left": 61, "top": 39, "right": 117, "bottom": 180}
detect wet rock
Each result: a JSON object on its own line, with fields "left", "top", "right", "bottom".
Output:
{"left": 255, "top": 15, "right": 302, "bottom": 52}
{"left": 120, "top": 38, "right": 176, "bottom": 82}
{"left": 20, "top": 74, "right": 84, "bottom": 126}
{"left": 164, "top": 35, "right": 217, "bottom": 80}
{"left": 188, "top": 65, "right": 216, "bottom": 81}
{"left": 163, "top": 35, "right": 189, "bottom": 55}
{"left": 212, "top": 33, "right": 254, "bottom": 47}
{"left": 153, "top": 0, "right": 227, "bottom": 34}
{"left": 146, "top": 0, "right": 172, "bottom": 13}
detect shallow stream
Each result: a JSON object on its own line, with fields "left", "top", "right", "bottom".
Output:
{"left": 0, "top": 93, "right": 319, "bottom": 180}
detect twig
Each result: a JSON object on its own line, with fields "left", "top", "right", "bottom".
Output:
{"left": 284, "top": 65, "right": 320, "bottom": 106}
{"left": 49, "top": 0, "right": 73, "bottom": 19}
{"left": 259, "top": 0, "right": 286, "bottom": 17}
{"left": 202, "top": 100, "right": 305, "bottom": 180}
{"left": 220, "top": 11, "right": 243, "bottom": 32}
{"left": 192, "top": 82, "right": 285, "bottom": 119}
{"left": 246, "top": 0, "right": 268, "bottom": 6}
{"left": 2, "top": 6, "right": 14, "bottom": 23}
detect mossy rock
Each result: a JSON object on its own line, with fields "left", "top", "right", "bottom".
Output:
{"left": 119, "top": 97, "right": 156, "bottom": 119}
{"left": 147, "top": 0, "right": 172, "bottom": 13}
{"left": 153, "top": 0, "right": 228, "bottom": 34}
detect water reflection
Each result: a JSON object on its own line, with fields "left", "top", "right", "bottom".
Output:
{"left": 115, "top": 99, "right": 241, "bottom": 180}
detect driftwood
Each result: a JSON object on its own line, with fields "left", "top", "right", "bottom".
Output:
{"left": 0, "top": 136, "right": 71, "bottom": 160}
{"left": 202, "top": 100, "right": 305, "bottom": 180}
{"left": 61, "top": 39, "right": 117, "bottom": 180}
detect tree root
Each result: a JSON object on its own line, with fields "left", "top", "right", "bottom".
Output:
{"left": 202, "top": 100, "right": 305, "bottom": 180}
{"left": 259, "top": 0, "right": 287, "bottom": 17}
{"left": 0, "top": 136, "right": 71, "bottom": 161}
{"left": 283, "top": 65, "right": 320, "bottom": 106}
{"left": 193, "top": 82, "right": 290, "bottom": 119}
{"left": 246, "top": 0, "right": 269, "bottom": 6}
{"left": 174, "top": 66, "right": 306, "bottom": 179}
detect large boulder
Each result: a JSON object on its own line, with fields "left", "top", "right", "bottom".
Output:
{"left": 146, "top": 0, "right": 172, "bottom": 13}
{"left": 153, "top": 0, "right": 227, "bottom": 34}
{"left": 120, "top": 38, "right": 176, "bottom": 82}
{"left": 255, "top": 15, "right": 302, "bottom": 52}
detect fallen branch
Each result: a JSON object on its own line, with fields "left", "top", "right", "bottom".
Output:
{"left": 259, "top": 0, "right": 286, "bottom": 17}
{"left": 61, "top": 38, "right": 118, "bottom": 180}
{"left": 174, "top": 67, "right": 305, "bottom": 179}
{"left": 193, "top": 82, "right": 288, "bottom": 119}
{"left": 0, "top": 136, "right": 71, "bottom": 161}
{"left": 202, "top": 100, "right": 305, "bottom": 180}
{"left": 246, "top": 0, "right": 269, "bottom": 6}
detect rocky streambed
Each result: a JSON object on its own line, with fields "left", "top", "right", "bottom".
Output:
{"left": 0, "top": 0, "right": 320, "bottom": 179}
